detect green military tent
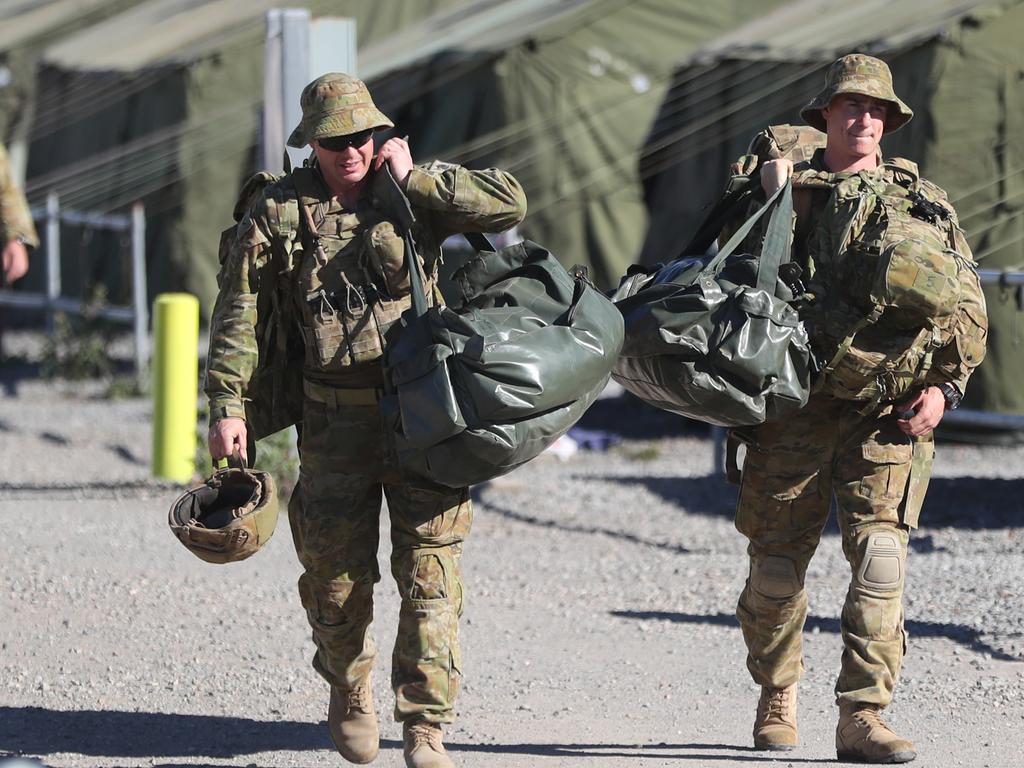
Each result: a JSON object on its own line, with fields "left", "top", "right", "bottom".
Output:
{"left": 0, "top": 0, "right": 467, "bottom": 312}
{"left": 3, "top": 0, "right": 1019, "bottom": 419}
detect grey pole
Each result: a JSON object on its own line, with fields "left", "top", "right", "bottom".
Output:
{"left": 263, "top": 8, "right": 311, "bottom": 173}
{"left": 711, "top": 425, "right": 726, "bottom": 479}
{"left": 131, "top": 202, "right": 148, "bottom": 388}
{"left": 45, "top": 191, "right": 60, "bottom": 334}
{"left": 264, "top": 11, "right": 359, "bottom": 173}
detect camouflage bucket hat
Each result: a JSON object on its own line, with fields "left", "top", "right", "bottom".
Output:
{"left": 287, "top": 72, "right": 394, "bottom": 148}
{"left": 800, "top": 54, "right": 913, "bottom": 135}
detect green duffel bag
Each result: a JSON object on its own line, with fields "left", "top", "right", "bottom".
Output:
{"left": 379, "top": 178, "right": 624, "bottom": 488}
{"left": 612, "top": 180, "right": 812, "bottom": 427}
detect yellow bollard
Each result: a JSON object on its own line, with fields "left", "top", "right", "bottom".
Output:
{"left": 151, "top": 293, "right": 200, "bottom": 482}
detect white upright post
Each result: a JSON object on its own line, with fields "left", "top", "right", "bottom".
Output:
{"left": 131, "top": 202, "right": 149, "bottom": 387}
{"left": 264, "top": 8, "right": 311, "bottom": 173}
{"left": 263, "top": 11, "right": 359, "bottom": 173}
{"left": 310, "top": 18, "right": 358, "bottom": 78}
{"left": 45, "top": 191, "right": 60, "bottom": 333}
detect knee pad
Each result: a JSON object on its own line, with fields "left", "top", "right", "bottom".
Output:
{"left": 411, "top": 553, "right": 448, "bottom": 600}
{"left": 855, "top": 529, "right": 905, "bottom": 592}
{"left": 751, "top": 555, "right": 801, "bottom": 599}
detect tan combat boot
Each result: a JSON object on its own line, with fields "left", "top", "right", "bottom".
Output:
{"left": 836, "top": 702, "right": 916, "bottom": 763}
{"left": 753, "top": 683, "right": 798, "bottom": 750}
{"left": 328, "top": 679, "right": 379, "bottom": 764}
{"left": 403, "top": 719, "right": 454, "bottom": 768}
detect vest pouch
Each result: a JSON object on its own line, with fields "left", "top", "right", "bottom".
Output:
{"left": 872, "top": 234, "right": 961, "bottom": 330}
{"left": 364, "top": 221, "right": 411, "bottom": 298}
{"left": 817, "top": 329, "right": 926, "bottom": 403}
{"left": 304, "top": 304, "right": 351, "bottom": 368}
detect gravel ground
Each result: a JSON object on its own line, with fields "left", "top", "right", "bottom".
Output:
{"left": 2, "top": 333, "right": 1023, "bottom": 768}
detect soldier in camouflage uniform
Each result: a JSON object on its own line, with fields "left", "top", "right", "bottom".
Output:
{"left": 730, "top": 55, "right": 987, "bottom": 763}
{"left": 205, "top": 74, "right": 526, "bottom": 768}
{"left": 1, "top": 141, "right": 38, "bottom": 287}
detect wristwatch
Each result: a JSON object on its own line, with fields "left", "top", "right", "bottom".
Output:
{"left": 937, "top": 382, "right": 962, "bottom": 410}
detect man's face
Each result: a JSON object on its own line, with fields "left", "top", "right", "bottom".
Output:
{"left": 822, "top": 93, "right": 887, "bottom": 163}
{"left": 312, "top": 129, "right": 374, "bottom": 193}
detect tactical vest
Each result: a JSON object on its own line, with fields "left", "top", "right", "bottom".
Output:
{"left": 215, "top": 165, "right": 438, "bottom": 438}
{"left": 801, "top": 159, "right": 971, "bottom": 406}
{"left": 295, "top": 192, "right": 435, "bottom": 382}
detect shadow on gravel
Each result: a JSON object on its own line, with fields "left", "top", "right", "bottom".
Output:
{"left": 473, "top": 497, "right": 696, "bottom": 554}
{"left": 380, "top": 738, "right": 834, "bottom": 762}
{"left": 577, "top": 393, "right": 706, "bottom": 440}
{"left": 612, "top": 611, "right": 1022, "bottom": 662}
{"left": 579, "top": 474, "right": 735, "bottom": 518}
{"left": 570, "top": 474, "right": 1023, "bottom": 530}
{"left": 0, "top": 708, "right": 329, "bottom": 759}
{"left": 0, "top": 358, "right": 42, "bottom": 398}
{"left": 917, "top": 476, "right": 1024, "bottom": 530}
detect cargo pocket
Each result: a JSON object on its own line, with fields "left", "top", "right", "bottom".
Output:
{"left": 859, "top": 440, "right": 913, "bottom": 506}
{"left": 735, "top": 457, "right": 820, "bottom": 539}
{"left": 899, "top": 436, "right": 934, "bottom": 529}
{"left": 400, "top": 485, "right": 471, "bottom": 543}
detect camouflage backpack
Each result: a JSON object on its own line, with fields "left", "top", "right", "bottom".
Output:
{"left": 804, "top": 159, "right": 972, "bottom": 406}
{"left": 211, "top": 169, "right": 305, "bottom": 442}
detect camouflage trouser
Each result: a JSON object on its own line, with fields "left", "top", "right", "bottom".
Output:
{"left": 288, "top": 390, "right": 472, "bottom": 724}
{"left": 734, "top": 392, "right": 933, "bottom": 707}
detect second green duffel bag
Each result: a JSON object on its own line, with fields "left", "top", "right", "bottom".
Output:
{"left": 612, "top": 180, "right": 812, "bottom": 427}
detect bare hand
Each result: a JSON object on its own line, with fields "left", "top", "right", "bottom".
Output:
{"left": 895, "top": 386, "right": 946, "bottom": 436}
{"left": 2, "top": 239, "right": 29, "bottom": 285}
{"left": 374, "top": 136, "right": 413, "bottom": 187}
{"left": 760, "top": 158, "right": 794, "bottom": 196}
{"left": 208, "top": 417, "right": 248, "bottom": 464}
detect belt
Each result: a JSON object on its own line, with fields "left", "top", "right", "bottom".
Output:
{"left": 303, "top": 379, "right": 381, "bottom": 407}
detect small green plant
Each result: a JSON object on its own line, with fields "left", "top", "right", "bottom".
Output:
{"left": 105, "top": 374, "right": 145, "bottom": 399}
{"left": 624, "top": 444, "right": 661, "bottom": 462}
{"left": 255, "top": 428, "right": 300, "bottom": 497}
{"left": 41, "top": 286, "right": 117, "bottom": 380}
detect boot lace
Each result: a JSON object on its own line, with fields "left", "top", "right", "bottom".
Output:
{"left": 347, "top": 681, "right": 370, "bottom": 713}
{"left": 764, "top": 687, "right": 792, "bottom": 720}
{"left": 853, "top": 705, "right": 890, "bottom": 731}
{"left": 407, "top": 721, "right": 443, "bottom": 751}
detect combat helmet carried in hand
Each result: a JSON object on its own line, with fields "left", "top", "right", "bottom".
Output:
{"left": 168, "top": 456, "right": 278, "bottom": 564}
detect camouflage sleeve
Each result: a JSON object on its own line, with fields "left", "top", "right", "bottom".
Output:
{"left": 404, "top": 160, "right": 527, "bottom": 239}
{"left": 0, "top": 143, "right": 39, "bottom": 248}
{"left": 928, "top": 225, "right": 988, "bottom": 394}
{"left": 204, "top": 201, "right": 274, "bottom": 424}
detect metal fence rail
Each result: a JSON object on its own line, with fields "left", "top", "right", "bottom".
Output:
{"left": 0, "top": 192, "right": 148, "bottom": 383}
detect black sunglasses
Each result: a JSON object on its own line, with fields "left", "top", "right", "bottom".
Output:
{"left": 317, "top": 130, "right": 374, "bottom": 152}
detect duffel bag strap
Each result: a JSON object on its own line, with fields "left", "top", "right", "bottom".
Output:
{"left": 725, "top": 431, "right": 743, "bottom": 485}
{"left": 677, "top": 176, "right": 759, "bottom": 260}
{"left": 755, "top": 179, "right": 795, "bottom": 294}
{"left": 701, "top": 179, "right": 793, "bottom": 283}
{"left": 463, "top": 231, "right": 495, "bottom": 253}
{"left": 380, "top": 166, "right": 429, "bottom": 318}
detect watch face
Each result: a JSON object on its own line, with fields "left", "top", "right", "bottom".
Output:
{"left": 941, "top": 384, "right": 961, "bottom": 409}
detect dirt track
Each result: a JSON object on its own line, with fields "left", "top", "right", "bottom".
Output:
{"left": 2, "top": 361, "right": 1023, "bottom": 768}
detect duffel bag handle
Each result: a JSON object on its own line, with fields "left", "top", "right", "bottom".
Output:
{"left": 754, "top": 179, "right": 795, "bottom": 294}
{"left": 380, "top": 166, "right": 429, "bottom": 318}
{"left": 701, "top": 179, "right": 794, "bottom": 293}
